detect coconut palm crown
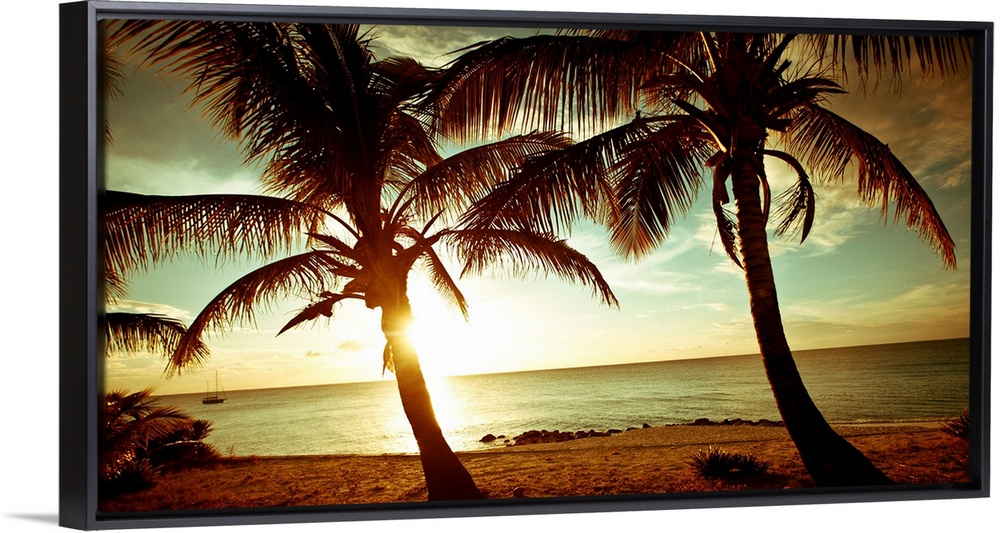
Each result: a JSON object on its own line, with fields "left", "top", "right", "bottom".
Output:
{"left": 105, "top": 20, "right": 617, "bottom": 501}
{"left": 426, "top": 30, "right": 966, "bottom": 486}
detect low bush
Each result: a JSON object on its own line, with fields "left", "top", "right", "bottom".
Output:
{"left": 101, "top": 388, "right": 220, "bottom": 496}
{"left": 687, "top": 447, "right": 771, "bottom": 479}
{"left": 939, "top": 408, "right": 969, "bottom": 439}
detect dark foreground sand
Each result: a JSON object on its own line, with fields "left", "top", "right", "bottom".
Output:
{"left": 101, "top": 423, "right": 969, "bottom": 512}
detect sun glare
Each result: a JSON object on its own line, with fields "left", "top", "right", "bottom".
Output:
{"left": 403, "top": 277, "right": 517, "bottom": 379}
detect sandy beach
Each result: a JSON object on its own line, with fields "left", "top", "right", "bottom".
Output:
{"left": 100, "top": 422, "right": 969, "bottom": 512}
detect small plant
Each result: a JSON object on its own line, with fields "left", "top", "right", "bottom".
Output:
{"left": 939, "top": 408, "right": 970, "bottom": 439}
{"left": 101, "top": 388, "right": 220, "bottom": 496}
{"left": 687, "top": 447, "right": 771, "bottom": 479}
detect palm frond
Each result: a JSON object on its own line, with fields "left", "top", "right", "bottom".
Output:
{"left": 307, "top": 229, "right": 359, "bottom": 255}
{"left": 104, "top": 268, "right": 129, "bottom": 303}
{"left": 277, "top": 292, "right": 364, "bottom": 335}
{"left": 609, "top": 120, "right": 714, "bottom": 259}
{"left": 102, "top": 47, "right": 126, "bottom": 144}
{"left": 166, "top": 251, "right": 343, "bottom": 374}
{"left": 405, "top": 131, "right": 573, "bottom": 221}
{"left": 104, "top": 388, "right": 194, "bottom": 453}
{"left": 382, "top": 342, "right": 395, "bottom": 376}
{"left": 379, "top": 110, "right": 443, "bottom": 191}
{"left": 428, "top": 34, "right": 667, "bottom": 141}
{"left": 803, "top": 34, "right": 973, "bottom": 90}
{"left": 461, "top": 117, "right": 664, "bottom": 234}
{"left": 421, "top": 248, "right": 469, "bottom": 320}
{"left": 712, "top": 198, "right": 743, "bottom": 268}
{"left": 445, "top": 228, "right": 618, "bottom": 308}
{"left": 765, "top": 149, "right": 817, "bottom": 243}
{"left": 105, "top": 313, "right": 209, "bottom": 361}
{"left": 786, "top": 104, "right": 956, "bottom": 267}
{"left": 104, "top": 191, "right": 320, "bottom": 279}
{"left": 109, "top": 21, "right": 378, "bottom": 211}
{"left": 373, "top": 56, "right": 441, "bottom": 115}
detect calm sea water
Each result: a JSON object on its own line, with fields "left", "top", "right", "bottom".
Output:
{"left": 159, "top": 338, "right": 970, "bottom": 456}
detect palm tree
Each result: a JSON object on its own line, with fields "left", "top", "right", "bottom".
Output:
{"left": 427, "top": 30, "right": 967, "bottom": 486}
{"left": 105, "top": 20, "right": 617, "bottom": 500}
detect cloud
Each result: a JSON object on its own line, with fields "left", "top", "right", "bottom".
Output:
{"left": 106, "top": 61, "right": 264, "bottom": 196}
{"left": 824, "top": 73, "right": 974, "bottom": 190}
{"left": 785, "top": 280, "right": 970, "bottom": 333}
{"left": 336, "top": 339, "right": 367, "bottom": 352}
{"left": 106, "top": 299, "right": 195, "bottom": 322}
{"left": 367, "top": 25, "right": 540, "bottom": 67}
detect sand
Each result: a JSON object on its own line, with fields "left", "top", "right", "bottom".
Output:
{"left": 99, "top": 423, "right": 970, "bottom": 513}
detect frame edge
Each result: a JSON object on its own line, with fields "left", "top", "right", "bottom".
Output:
{"left": 60, "top": 1, "right": 99, "bottom": 530}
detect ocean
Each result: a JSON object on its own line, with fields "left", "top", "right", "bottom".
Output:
{"left": 159, "top": 338, "right": 970, "bottom": 456}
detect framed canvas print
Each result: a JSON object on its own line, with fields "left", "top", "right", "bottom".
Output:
{"left": 59, "top": 0, "right": 991, "bottom": 529}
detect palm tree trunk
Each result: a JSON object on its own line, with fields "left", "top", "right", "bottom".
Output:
{"left": 729, "top": 154, "right": 892, "bottom": 486}
{"left": 380, "top": 297, "right": 482, "bottom": 501}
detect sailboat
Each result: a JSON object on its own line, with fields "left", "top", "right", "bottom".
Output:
{"left": 202, "top": 371, "right": 227, "bottom": 405}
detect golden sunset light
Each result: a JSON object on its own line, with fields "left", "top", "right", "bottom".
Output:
{"left": 90, "top": 11, "right": 979, "bottom": 514}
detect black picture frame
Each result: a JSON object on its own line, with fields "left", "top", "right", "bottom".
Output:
{"left": 59, "top": 1, "right": 992, "bottom": 530}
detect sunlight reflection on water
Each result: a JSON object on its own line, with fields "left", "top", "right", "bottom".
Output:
{"left": 160, "top": 338, "right": 969, "bottom": 456}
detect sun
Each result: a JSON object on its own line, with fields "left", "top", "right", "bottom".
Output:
{"left": 403, "top": 277, "right": 517, "bottom": 379}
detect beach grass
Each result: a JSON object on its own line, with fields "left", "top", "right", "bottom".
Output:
{"left": 99, "top": 423, "right": 969, "bottom": 512}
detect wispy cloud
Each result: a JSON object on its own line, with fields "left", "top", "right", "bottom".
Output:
{"left": 825, "top": 74, "right": 973, "bottom": 190}
{"left": 336, "top": 339, "right": 367, "bottom": 352}
{"left": 367, "top": 25, "right": 539, "bottom": 67}
{"left": 107, "top": 299, "right": 195, "bottom": 322}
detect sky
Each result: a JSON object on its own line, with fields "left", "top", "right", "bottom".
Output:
{"left": 102, "top": 23, "right": 975, "bottom": 395}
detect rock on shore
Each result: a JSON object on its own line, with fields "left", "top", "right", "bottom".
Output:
{"left": 486, "top": 418, "right": 785, "bottom": 446}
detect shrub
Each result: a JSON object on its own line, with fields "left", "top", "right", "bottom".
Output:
{"left": 939, "top": 408, "right": 970, "bottom": 439}
{"left": 101, "top": 388, "right": 220, "bottom": 495}
{"left": 687, "top": 447, "right": 771, "bottom": 479}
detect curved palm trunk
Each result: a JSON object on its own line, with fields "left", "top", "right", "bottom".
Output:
{"left": 729, "top": 155, "right": 892, "bottom": 487}
{"left": 380, "top": 296, "right": 482, "bottom": 501}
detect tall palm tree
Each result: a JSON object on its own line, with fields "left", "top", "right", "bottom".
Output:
{"left": 105, "top": 20, "right": 617, "bottom": 500}
{"left": 428, "top": 30, "right": 967, "bottom": 486}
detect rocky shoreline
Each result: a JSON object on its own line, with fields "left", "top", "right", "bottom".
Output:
{"left": 483, "top": 418, "right": 785, "bottom": 446}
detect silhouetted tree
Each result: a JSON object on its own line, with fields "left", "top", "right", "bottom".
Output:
{"left": 105, "top": 21, "right": 617, "bottom": 500}
{"left": 429, "top": 30, "right": 967, "bottom": 486}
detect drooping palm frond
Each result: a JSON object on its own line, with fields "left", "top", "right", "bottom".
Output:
{"left": 372, "top": 56, "right": 442, "bottom": 116}
{"left": 765, "top": 149, "right": 817, "bottom": 243}
{"left": 276, "top": 292, "right": 365, "bottom": 336}
{"left": 460, "top": 117, "right": 666, "bottom": 235}
{"left": 609, "top": 120, "right": 714, "bottom": 259}
{"left": 105, "top": 313, "right": 209, "bottom": 361}
{"left": 102, "top": 48, "right": 126, "bottom": 144}
{"left": 102, "top": 49, "right": 125, "bottom": 100}
{"left": 712, "top": 200, "right": 743, "bottom": 268}
{"left": 429, "top": 34, "right": 670, "bottom": 141}
{"left": 104, "top": 191, "right": 320, "bottom": 280}
{"left": 379, "top": 110, "right": 443, "bottom": 194}
{"left": 403, "top": 131, "right": 573, "bottom": 221}
{"left": 804, "top": 34, "right": 973, "bottom": 90}
{"left": 421, "top": 248, "right": 470, "bottom": 320}
{"left": 786, "top": 104, "right": 957, "bottom": 267}
{"left": 445, "top": 228, "right": 618, "bottom": 308}
{"left": 104, "top": 268, "right": 129, "bottom": 303}
{"left": 166, "top": 251, "right": 344, "bottom": 374}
